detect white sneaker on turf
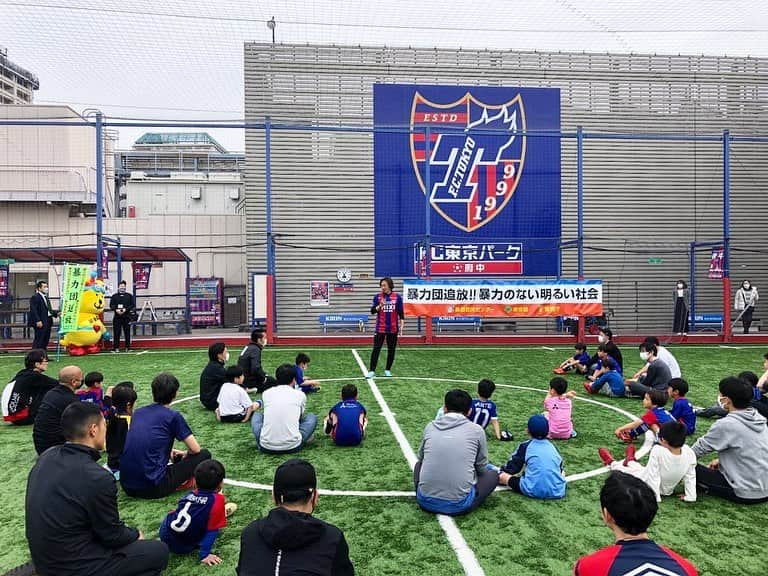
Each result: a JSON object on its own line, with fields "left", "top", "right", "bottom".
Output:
{"left": 366, "top": 371, "right": 375, "bottom": 378}
{"left": 384, "top": 370, "right": 392, "bottom": 377}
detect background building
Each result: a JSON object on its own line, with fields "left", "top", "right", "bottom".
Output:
{"left": 244, "top": 43, "right": 768, "bottom": 335}
{"left": 0, "top": 46, "right": 38, "bottom": 104}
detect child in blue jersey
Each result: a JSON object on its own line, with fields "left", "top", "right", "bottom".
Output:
{"left": 294, "top": 353, "right": 321, "bottom": 394}
{"left": 468, "top": 379, "right": 503, "bottom": 441}
{"left": 667, "top": 378, "right": 696, "bottom": 435}
{"left": 553, "top": 342, "right": 590, "bottom": 375}
{"left": 497, "top": 414, "right": 566, "bottom": 499}
{"left": 323, "top": 384, "right": 368, "bottom": 446}
{"left": 77, "top": 371, "right": 111, "bottom": 418}
{"left": 160, "top": 459, "right": 237, "bottom": 566}
{"left": 583, "top": 356, "right": 625, "bottom": 397}
{"left": 615, "top": 390, "right": 673, "bottom": 442}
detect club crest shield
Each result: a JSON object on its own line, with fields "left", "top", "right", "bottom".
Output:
{"left": 410, "top": 92, "right": 526, "bottom": 232}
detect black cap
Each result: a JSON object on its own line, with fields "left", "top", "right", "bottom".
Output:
{"left": 273, "top": 459, "right": 317, "bottom": 503}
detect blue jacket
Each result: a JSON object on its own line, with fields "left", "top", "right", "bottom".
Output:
{"left": 503, "top": 438, "right": 566, "bottom": 499}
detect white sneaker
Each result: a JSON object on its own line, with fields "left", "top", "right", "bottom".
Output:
{"left": 366, "top": 371, "right": 375, "bottom": 378}
{"left": 384, "top": 370, "right": 393, "bottom": 377}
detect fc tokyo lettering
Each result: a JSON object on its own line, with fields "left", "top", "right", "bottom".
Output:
{"left": 374, "top": 84, "right": 561, "bottom": 277}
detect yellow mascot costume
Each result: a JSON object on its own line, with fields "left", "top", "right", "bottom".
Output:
{"left": 60, "top": 274, "right": 108, "bottom": 356}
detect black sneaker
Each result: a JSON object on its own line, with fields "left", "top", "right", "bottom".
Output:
{"left": 324, "top": 419, "right": 334, "bottom": 435}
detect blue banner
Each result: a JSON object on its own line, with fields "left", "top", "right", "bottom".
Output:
{"left": 374, "top": 83, "right": 561, "bottom": 277}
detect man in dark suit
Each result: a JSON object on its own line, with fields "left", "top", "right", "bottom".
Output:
{"left": 28, "top": 280, "right": 57, "bottom": 350}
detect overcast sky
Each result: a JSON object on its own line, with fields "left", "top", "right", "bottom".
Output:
{"left": 1, "top": 0, "right": 767, "bottom": 152}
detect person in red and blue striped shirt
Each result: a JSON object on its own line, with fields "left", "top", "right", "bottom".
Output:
{"left": 367, "top": 277, "right": 404, "bottom": 378}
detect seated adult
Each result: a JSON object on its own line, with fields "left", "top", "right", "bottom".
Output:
{"left": 626, "top": 343, "right": 672, "bottom": 398}
{"left": 628, "top": 336, "right": 682, "bottom": 381}
{"left": 2, "top": 349, "right": 58, "bottom": 425}
{"left": 120, "top": 372, "right": 212, "bottom": 499}
{"left": 237, "top": 459, "right": 354, "bottom": 575}
{"left": 238, "top": 329, "right": 277, "bottom": 392}
{"left": 573, "top": 472, "right": 697, "bottom": 575}
{"left": 200, "top": 341, "right": 228, "bottom": 410}
{"left": 32, "top": 365, "right": 83, "bottom": 455}
{"left": 251, "top": 364, "right": 318, "bottom": 453}
{"left": 26, "top": 402, "right": 169, "bottom": 576}
{"left": 586, "top": 329, "right": 623, "bottom": 375}
{"left": 692, "top": 376, "right": 768, "bottom": 503}
{"left": 414, "top": 389, "right": 499, "bottom": 515}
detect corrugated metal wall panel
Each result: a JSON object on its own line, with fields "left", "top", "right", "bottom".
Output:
{"left": 245, "top": 44, "right": 768, "bottom": 335}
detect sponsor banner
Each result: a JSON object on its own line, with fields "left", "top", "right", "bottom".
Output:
{"left": 374, "top": 83, "right": 561, "bottom": 277}
{"left": 414, "top": 242, "right": 523, "bottom": 276}
{"left": 59, "top": 264, "right": 91, "bottom": 333}
{"left": 403, "top": 279, "right": 602, "bottom": 318}
{"left": 100, "top": 248, "right": 109, "bottom": 279}
{"left": 310, "top": 281, "right": 330, "bottom": 306}
{"left": 0, "top": 265, "right": 8, "bottom": 297}
{"left": 132, "top": 263, "right": 152, "bottom": 289}
{"left": 708, "top": 247, "right": 724, "bottom": 279}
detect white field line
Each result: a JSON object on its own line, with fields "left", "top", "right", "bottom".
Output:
{"left": 351, "top": 349, "right": 485, "bottom": 576}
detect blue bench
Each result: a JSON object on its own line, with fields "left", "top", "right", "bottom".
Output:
{"left": 434, "top": 316, "right": 482, "bottom": 333}
{"left": 689, "top": 313, "right": 723, "bottom": 332}
{"left": 319, "top": 314, "right": 369, "bottom": 333}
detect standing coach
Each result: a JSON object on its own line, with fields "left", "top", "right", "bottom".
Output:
{"left": 110, "top": 280, "right": 135, "bottom": 352}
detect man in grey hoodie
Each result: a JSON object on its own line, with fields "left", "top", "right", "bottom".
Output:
{"left": 414, "top": 389, "right": 499, "bottom": 515}
{"left": 692, "top": 376, "right": 768, "bottom": 503}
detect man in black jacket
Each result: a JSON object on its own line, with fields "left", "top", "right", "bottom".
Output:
{"left": 238, "top": 329, "right": 277, "bottom": 392}
{"left": 199, "top": 341, "right": 228, "bottom": 410}
{"left": 237, "top": 459, "right": 354, "bottom": 576}
{"left": 32, "top": 365, "right": 82, "bottom": 454}
{"left": 109, "top": 280, "right": 135, "bottom": 352}
{"left": 2, "top": 349, "right": 58, "bottom": 424}
{"left": 26, "top": 402, "right": 169, "bottom": 576}
{"left": 27, "top": 280, "right": 58, "bottom": 350}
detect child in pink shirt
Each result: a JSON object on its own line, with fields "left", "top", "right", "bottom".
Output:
{"left": 543, "top": 377, "right": 577, "bottom": 439}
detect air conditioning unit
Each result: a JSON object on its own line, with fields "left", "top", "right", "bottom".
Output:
{"left": 129, "top": 171, "right": 146, "bottom": 179}
{"left": 227, "top": 187, "right": 240, "bottom": 200}
{"left": 190, "top": 186, "right": 203, "bottom": 199}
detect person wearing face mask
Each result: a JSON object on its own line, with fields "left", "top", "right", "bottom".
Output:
{"left": 586, "top": 329, "right": 624, "bottom": 376}
{"left": 238, "top": 329, "right": 277, "bottom": 392}
{"left": 200, "top": 341, "right": 229, "bottom": 411}
{"left": 672, "top": 280, "right": 690, "bottom": 335}
{"left": 28, "top": 280, "right": 59, "bottom": 350}
{"left": 692, "top": 376, "right": 768, "bottom": 503}
{"left": 626, "top": 344, "right": 672, "bottom": 399}
{"left": 734, "top": 280, "right": 759, "bottom": 334}
{"left": 109, "top": 279, "right": 135, "bottom": 353}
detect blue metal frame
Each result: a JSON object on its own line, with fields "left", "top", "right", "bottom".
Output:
{"left": 95, "top": 112, "right": 104, "bottom": 273}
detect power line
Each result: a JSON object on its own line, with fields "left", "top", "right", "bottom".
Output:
{"left": 2, "top": 1, "right": 767, "bottom": 34}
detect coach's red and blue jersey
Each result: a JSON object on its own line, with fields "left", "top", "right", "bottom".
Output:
{"left": 670, "top": 397, "right": 696, "bottom": 435}
{"left": 160, "top": 490, "right": 226, "bottom": 548}
{"left": 372, "top": 292, "right": 404, "bottom": 334}
{"left": 574, "top": 539, "right": 698, "bottom": 576}
{"left": 331, "top": 400, "right": 367, "bottom": 446}
{"left": 469, "top": 399, "right": 498, "bottom": 429}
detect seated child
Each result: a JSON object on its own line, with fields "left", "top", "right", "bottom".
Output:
{"left": 668, "top": 378, "right": 696, "bottom": 435}
{"left": 160, "top": 459, "right": 237, "bottom": 566}
{"left": 598, "top": 420, "right": 697, "bottom": 502}
{"left": 544, "top": 377, "right": 577, "bottom": 439}
{"left": 323, "top": 384, "right": 367, "bottom": 446}
{"left": 583, "top": 356, "right": 625, "bottom": 397}
{"left": 77, "top": 371, "right": 110, "bottom": 417}
{"left": 469, "top": 379, "right": 503, "bottom": 441}
{"left": 697, "top": 370, "right": 768, "bottom": 419}
{"left": 614, "top": 390, "right": 673, "bottom": 442}
{"left": 553, "top": 342, "right": 590, "bottom": 375}
{"left": 497, "top": 414, "right": 566, "bottom": 500}
{"left": 587, "top": 344, "right": 623, "bottom": 380}
{"left": 216, "top": 366, "right": 261, "bottom": 423}
{"left": 105, "top": 382, "right": 137, "bottom": 477}
{"left": 294, "top": 352, "right": 321, "bottom": 394}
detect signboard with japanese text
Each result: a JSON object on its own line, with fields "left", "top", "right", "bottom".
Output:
{"left": 132, "top": 263, "right": 152, "bottom": 289}
{"left": 708, "top": 247, "right": 724, "bottom": 279}
{"left": 0, "top": 265, "right": 8, "bottom": 298}
{"left": 310, "top": 281, "right": 330, "bottom": 306}
{"left": 59, "top": 264, "right": 90, "bottom": 333}
{"left": 414, "top": 242, "right": 522, "bottom": 275}
{"left": 403, "top": 279, "right": 602, "bottom": 317}
{"left": 374, "top": 83, "right": 561, "bottom": 277}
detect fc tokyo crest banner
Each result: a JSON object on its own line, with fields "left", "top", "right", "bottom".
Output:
{"left": 403, "top": 279, "right": 602, "bottom": 318}
{"left": 374, "top": 84, "right": 561, "bottom": 277}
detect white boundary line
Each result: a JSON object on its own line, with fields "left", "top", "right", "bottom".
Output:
{"left": 351, "top": 349, "right": 485, "bottom": 576}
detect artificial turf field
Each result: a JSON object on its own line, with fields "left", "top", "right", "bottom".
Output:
{"left": 1, "top": 344, "right": 766, "bottom": 575}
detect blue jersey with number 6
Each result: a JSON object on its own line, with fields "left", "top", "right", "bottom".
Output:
{"left": 469, "top": 399, "right": 497, "bottom": 429}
